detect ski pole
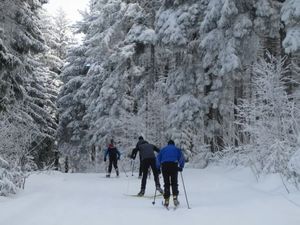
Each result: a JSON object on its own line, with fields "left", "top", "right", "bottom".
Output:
{"left": 180, "top": 171, "right": 191, "bottom": 209}
{"left": 152, "top": 189, "right": 157, "bottom": 205}
{"left": 130, "top": 159, "right": 133, "bottom": 176}
{"left": 131, "top": 159, "right": 135, "bottom": 176}
{"left": 119, "top": 160, "right": 128, "bottom": 177}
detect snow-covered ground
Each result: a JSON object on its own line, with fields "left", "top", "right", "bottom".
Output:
{"left": 0, "top": 166, "right": 300, "bottom": 225}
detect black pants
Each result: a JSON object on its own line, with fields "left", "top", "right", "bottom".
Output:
{"left": 162, "top": 162, "right": 179, "bottom": 199}
{"left": 108, "top": 158, "right": 118, "bottom": 173}
{"left": 141, "top": 158, "right": 160, "bottom": 190}
{"left": 139, "top": 159, "right": 143, "bottom": 177}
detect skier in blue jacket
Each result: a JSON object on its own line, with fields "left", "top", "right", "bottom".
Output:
{"left": 104, "top": 140, "right": 121, "bottom": 178}
{"left": 156, "top": 140, "right": 185, "bottom": 207}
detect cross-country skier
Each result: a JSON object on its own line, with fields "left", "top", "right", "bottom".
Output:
{"left": 131, "top": 136, "right": 163, "bottom": 196}
{"left": 104, "top": 140, "right": 121, "bottom": 178}
{"left": 156, "top": 140, "right": 185, "bottom": 207}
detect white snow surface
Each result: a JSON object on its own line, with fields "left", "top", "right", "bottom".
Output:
{"left": 1, "top": 166, "right": 300, "bottom": 225}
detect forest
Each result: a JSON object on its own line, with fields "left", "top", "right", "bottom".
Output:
{"left": 1, "top": 0, "right": 300, "bottom": 196}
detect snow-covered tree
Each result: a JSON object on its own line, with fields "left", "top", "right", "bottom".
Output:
{"left": 0, "top": 156, "right": 24, "bottom": 196}
{"left": 53, "top": 8, "right": 74, "bottom": 60}
{"left": 281, "top": 0, "right": 300, "bottom": 103}
{"left": 199, "top": 0, "right": 259, "bottom": 151}
{"left": 289, "top": 148, "right": 300, "bottom": 180}
{"left": 0, "top": 0, "right": 59, "bottom": 174}
{"left": 56, "top": 0, "right": 300, "bottom": 174}
{"left": 281, "top": 0, "right": 300, "bottom": 54}
{"left": 57, "top": 0, "right": 156, "bottom": 170}
{"left": 167, "top": 94, "right": 204, "bottom": 157}
{"left": 235, "top": 54, "right": 300, "bottom": 176}
{"left": 39, "top": 9, "right": 64, "bottom": 74}
{"left": 57, "top": 44, "right": 88, "bottom": 172}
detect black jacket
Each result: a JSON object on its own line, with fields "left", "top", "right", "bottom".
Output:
{"left": 131, "top": 140, "right": 159, "bottom": 161}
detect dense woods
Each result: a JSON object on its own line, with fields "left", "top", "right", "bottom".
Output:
{"left": 1, "top": 0, "right": 300, "bottom": 195}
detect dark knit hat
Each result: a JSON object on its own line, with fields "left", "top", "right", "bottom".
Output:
{"left": 138, "top": 136, "right": 144, "bottom": 140}
{"left": 168, "top": 140, "right": 175, "bottom": 145}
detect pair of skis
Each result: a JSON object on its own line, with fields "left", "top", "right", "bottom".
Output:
{"left": 125, "top": 193, "right": 180, "bottom": 210}
{"left": 124, "top": 193, "right": 163, "bottom": 199}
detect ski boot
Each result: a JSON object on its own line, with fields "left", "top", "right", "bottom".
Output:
{"left": 137, "top": 189, "right": 145, "bottom": 197}
{"left": 173, "top": 195, "right": 180, "bottom": 207}
{"left": 156, "top": 186, "right": 164, "bottom": 194}
{"left": 163, "top": 197, "right": 169, "bottom": 207}
{"left": 116, "top": 168, "right": 119, "bottom": 177}
{"left": 106, "top": 173, "right": 110, "bottom": 178}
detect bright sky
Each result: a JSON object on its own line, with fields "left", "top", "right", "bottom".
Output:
{"left": 44, "top": 0, "right": 90, "bottom": 22}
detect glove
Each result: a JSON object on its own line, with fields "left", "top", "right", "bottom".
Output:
{"left": 104, "top": 158, "right": 106, "bottom": 162}
{"left": 178, "top": 167, "right": 183, "bottom": 172}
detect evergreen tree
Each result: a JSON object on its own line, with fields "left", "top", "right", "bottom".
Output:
{"left": 39, "top": 9, "right": 64, "bottom": 74}
{"left": 53, "top": 8, "right": 74, "bottom": 60}
{"left": 281, "top": 0, "right": 300, "bottom": 54}
{"left": 57, "top": 44, "right": 87, "bottom": 172}
{"left": 197, "top": 0, "right": 255, "bottom": 151}
{"left": 56, "top": 0, "right": 300, "bottom": 177}
{"left": 0, "top": 0, "right": 60, "bottom": 194}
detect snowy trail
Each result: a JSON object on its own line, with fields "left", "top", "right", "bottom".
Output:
{"left": 1, "top": 167, "right": 300, "bottom": 225}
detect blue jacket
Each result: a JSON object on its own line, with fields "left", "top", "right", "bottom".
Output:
{"left": 156, "top": 144, "right": 185, "bottom": 169}
{"left": 104, "top": 147, "right": 121, "bottom": 161}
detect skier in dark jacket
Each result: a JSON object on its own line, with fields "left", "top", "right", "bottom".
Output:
{"left": 156, "top": 140, "right": 185, "bottom": 207}
{"left": 104, "top": 140, "right": 121, "bottom": 178}
{"left": 131, "top": 136, "right": 163, "bottom": 196}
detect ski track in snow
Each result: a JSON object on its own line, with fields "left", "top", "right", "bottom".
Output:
{"left": 0, "top": 167, "right": 300, "bottom": 225}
